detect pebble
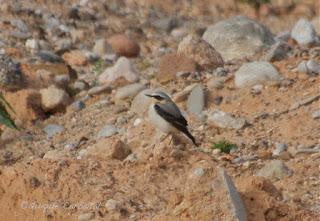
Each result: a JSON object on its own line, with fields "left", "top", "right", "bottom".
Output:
{"left": 96, "top": 125, "right": 118, "bottom": 139}
{"left": 312, "top": 110, "right": 320, "bottom": 119}
{"left": 187, "top": 84, "right": 205, "bottom": 115}
{"left": 306, "top": 60, "right": 320, "bottom": 75}
{"left": 207, "top": 110, "right": 246, "bottom": 130}
{"left": 98, "top": 57, "right": 139, "bottom": 85}
{"left": 0, "top": 54, "right": 24, "bottom": 90}
{"left": 37, "top": 50, "right": 63, "bottom": 63}
{"left": 40, "top": 86, "right": 70, "bottom": 112}
{"left": 193, "top": 168, "right": 205, "bottom": 177}
{"left": 25, "top": 39, "right": 39, "bottom": 50}
{"left": 43, "top": 124, "right": 64, "bottom": 138}
{"left": 291, "top": 18, "right": 317, "bottom": 45}
{"left": 235, "top": 61, "right": 282, "bottom": 88}
{"left": 71, "top": 100, "right": 86, "bottom": 112}
{"left": 202, "top": 15, "right": 274, "bottom": 61}
{"left": 115, "top": 83, "right": 146, "bottom": 100}
{"left": 251, "top": 84, "right": 264, "bottom": 94}
{"left": 213, "top": 96, "right": 223, "bottom": 105}
{"left": 78, "top": 212, "right": 94, "bottom": 221}
{"left": 133, "top": 118, "right": 142, "bottom": 127}
{"left": 256, "top": 160, "right": 293, "bottom": 181}
{"left": 88, "top": 85, "right": 112, "bottom": 96}
{"left": 272, "top": 143, "right": 287, "bottom": 156}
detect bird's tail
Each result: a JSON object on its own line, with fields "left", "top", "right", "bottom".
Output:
{"left": 182, "top": 128, "right": 198, "bottom": 146}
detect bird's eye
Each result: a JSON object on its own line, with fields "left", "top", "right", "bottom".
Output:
{"left": 154, "top": 95, "right": 163, "bottom": 100}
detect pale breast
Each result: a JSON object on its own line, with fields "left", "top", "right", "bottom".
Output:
{"left": 148, "top": 104, "right": 176, "bottom": 133}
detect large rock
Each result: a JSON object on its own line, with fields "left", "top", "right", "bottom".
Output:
{"left": 202, "top": 15, "right": 275, "bottom": 61}
{"left": 107, "top": 34, "right": 139, "bottom": 57}
{"left": 98, "top": 57, "right": 139, "bottom": 85}
{"left": 87, "top": 137, "right": 131, "bottom": 160}
{"left": 235, "top": 61, "right": 281, "bottom": 88}
{"left": 291, "top": 18, "right": 317, "bottom": 45}
{"left": 158, "top": 53, "right": 197, "bottom": 83}
{"left": 40, "top": 86, "right": 71, "bottom": 112}
{"left": 4, "top": 89, "right": 44, "bottom": 123}
{"left": 0, "top": 55, "right": 24, "bottom": 90}
{"left": 178, "top": 35, "right": 223, "bottom": 70}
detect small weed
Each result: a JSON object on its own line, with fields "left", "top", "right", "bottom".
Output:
{"left": 93, "top": 58, "right": 105, "bottom": 75}
{"left": 212, "top": 139, "right": 236, "bottom": 153}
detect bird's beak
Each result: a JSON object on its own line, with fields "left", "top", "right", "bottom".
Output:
{"left": 145, "top": 93, "right": 153, "bottom": 97}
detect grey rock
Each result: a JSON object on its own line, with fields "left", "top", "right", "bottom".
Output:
{"left": 291, "top": 18, "right": 317, "bottom": 45}
{"left": 44, "top": 124, "right": 64, "bottom": 138}
{"left": 115, "top": 83, "right": 146, "bottom": 100}
{"left": 213, "top": 96, "right": 223, "bottom": 105}
{"left": 297, "top": 61, "right": 308, "bottom": 73}
{"left": 257, "top": 160, "right": 293, "bottom": 181}
{"left": 276, "top": 31, "right": 291, "bottom": 42}
{"left": 71, "top": 100, "right": 86, "bottom": 112}
{"left": 187, "top": 84, "right": 205, "bottom": 115}
{"left": 202, "top": 15, "right": 274, "bottom": 61}
{"left": 262, "top": 41, "right": 288, "bottom": 62}
{"left": 98, "top": 57, "right": 139, "bottom": 85}
{"left": 218, "top": 169, "right": 248, "bottom": 221}
{"left": 306, "top": 59, "right": 320, "bottom": 74}
{"left": 37, "top": 50, "right": 63, "bottom": 63}
{"left": 151, "top": 17, "right": 179, "bottom": 32}
{"left": 235, "top": 61, "right": 281, "bottom": 88}
{"left": 207, "top": 110, "right": 246, "bottom": 130}
{"left": 0, "top": 55, "right": 24, "bottom": 90}
{"left": 25, "top": 39, "right": 40, "bottom": 50}
{"left": 11, "top": 19, "right": 29, "bottom": 33}
{"left": 97, "top": 125, "right": 118, "bottom": 139}
{"left": 312, "top": 110, "right": 320, "bottom": 119}
{"left": 54, "top": 38, "right": 72, "bottom": 52}
{"left": 272, "top": 143, "right": 287, "bottom": 156}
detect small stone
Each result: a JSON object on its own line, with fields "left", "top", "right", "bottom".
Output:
{"left": 312, "top": 110, "right": 320, "bottom": 119}
{"left": 207, "top": 110, "right": 246, "bottom": 130}
{"left": 235, "top": 61, "right": 281, "bottom": 88}
{"left": 213, "top": 96, "right": 223, "bottom": 105}
{"left": 151, "top": 17, "right": 179, "bottom": 32}
{"left": 256, "top": 160, "right": 293, "bottom": 181}
{"left": 43, "top": 124, "right": 64, "bottom": 138}
{"left": 105, "top": 199, "right": 119, "bottom": 211}
{"left": 251, "top": 84, "right": 264, "bottom": 94}
{"left": 87, "top": 137, "right": 131, "bottom": 160}
{"left": 54, "top": 74, "right": 70, "bottom": 88}
{"left": 212, "top": 148, "right": 221, "bottom": 156}
{"left": 29, "top": 176, "right": 41, "bottom": 188}
{"left": 73, "top": 80, "right": 89, "bottom": 91}
{"left": 93, "top": 38, "right": 112, "bottom": 56}
{"left": 262, "top": 41, "right": 288, "bottom": 62}
{"left": 98, "top": 57, "right": 139, "bottom": 85}
{"left": 78, "top": 212, "right": 94, "bottom": 221}
{"left": 177, "top": 34, "right": 223, "bottom": 70}
{"left": 64, "top": 143, "right": 78, "bottom": 151}
{"left": 133, "top": 118, "right": 142, "bottom": 127}
{"left": 97, "top": 125, "right": 118, "bottom": 139}
{"left": 291, "top": 18, "right": 317, "bottom": 45}
{"left": 37, "top": 50, "right": 63, "bottom": 63}
{"left": 107, "top": 34, "right": 139, "bottom": 57}
{"left": 40, "top": 86, "right": 71, "bottom": 112}
{"left": 306, "top": 60, "right": 320, "bottom": 75}
{"left": 297, "top": 61, "right": 308, "bottom": 73}
{"left": 43, "top": 149, "right": 68, "bottom": 160}
{"left": 88, "top": 85, "right": 112, "bottom": 96}
{"left": 71, "top": 100, "right": 86, "bottom": 112}
{"left": 187, "top": 84, "right": 205, "bottom": 115}
{"left": 25, "top": 39, "right": 39, "bottom": 50}
{"left": 272, "top": 143, "right": 287, "bottom": 156}
{"left": 193, "top": 168, "right": 205, "bottom": 177}
{"left": 115, "top": 83, "right": 146, "bottom": 100}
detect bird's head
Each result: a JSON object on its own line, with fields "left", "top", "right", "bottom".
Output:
{"left": 145, "top": 91, "right": 171, "bottom": 104}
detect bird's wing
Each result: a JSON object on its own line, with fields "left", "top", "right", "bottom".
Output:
{"left": 154, "top": 103, "right": 188, "bottom": 127}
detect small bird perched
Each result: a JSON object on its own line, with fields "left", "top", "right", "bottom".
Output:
{"left": 145, "top": 91, "right": 198, "bottom": 146}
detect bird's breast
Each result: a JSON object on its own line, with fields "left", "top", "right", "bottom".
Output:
{"left": 148, "top": 104, "right": 175, "bottom": 133}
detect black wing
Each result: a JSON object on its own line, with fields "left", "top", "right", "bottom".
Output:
{"left": 154, "top": 104, "right": 197, "bottom": 145}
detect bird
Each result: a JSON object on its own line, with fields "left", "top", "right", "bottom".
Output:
{"left": 145, "top": 91, "right": 198, "bottom": 146}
